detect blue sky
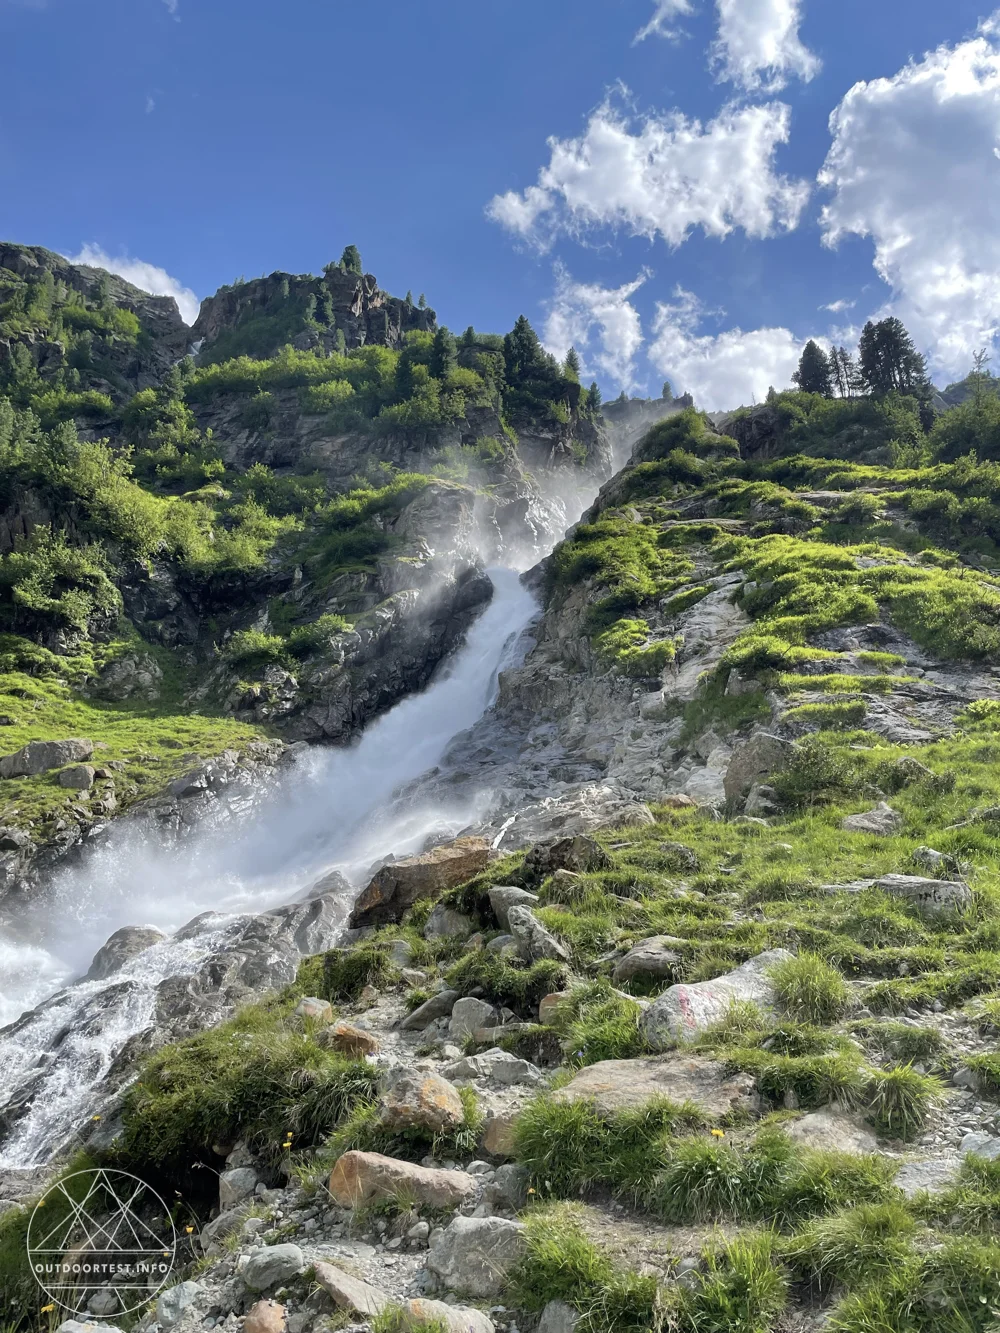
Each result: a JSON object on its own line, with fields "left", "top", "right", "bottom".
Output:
{"left": 2, "top": 0, "right": 999, "bottom": 407}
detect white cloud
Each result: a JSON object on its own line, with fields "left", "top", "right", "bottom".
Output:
{"left": 634, "top": 0, "right": 695, "bottom": 42}
{"left": 543, "top": 264, "right": 647, "bottom": 389}
{"left": 635, "top": 0, "right": 819, "bottom": 91}
{"left": 820, "top": 298, "right": 855, "bottom": 313}
{"left": 68, "top": 244, "right": 200, "bottom": 326}
{"left": 820, "top": 14, "right": 1000, "bottom": 381}
{"left": 648, "top": 287, "right": 806, "bottom": 410}
{"left": 145, "top": 95, "right": 156, "bottom": 114}
{"left": 712, "top": 0, "right": 820, "bottom": 92}
{"left": 487, "top": 96, "right": 809, "bottom": 251}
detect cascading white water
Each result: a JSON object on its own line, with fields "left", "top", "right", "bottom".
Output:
{"left": 0, "top": 567, "right": 540, "bottom": 1166}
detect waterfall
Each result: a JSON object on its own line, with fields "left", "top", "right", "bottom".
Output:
{"left": 0, "top": 568, "right": 540, "bottom": 1167}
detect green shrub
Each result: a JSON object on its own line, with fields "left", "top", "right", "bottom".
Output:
{"left": 866, "top": 1065, "right": 941, "bottom": 1139}
{"left": 783, "top": 1202, "right": 917, "bottom": 1292}
{"left": 322, "top": 941, "right": 398, "bottom": 1000}
{"left": 222, "top": 628, "right": 289, "bottom": 666}
{"left": 770, "top": 953, "right": 850, "bottom": 1024}
{"left": 445, "top": 952, "right": 567, "bottom": 1014}
{"left": 287, "top": 613, "right": 351, "bottom": 656}
{"left": 679, "top": 1233, "right": 787, "bottom": 1333}
{"left": 119, "top": 1005, "right": 377, "bottom": 1167}
{"left": 514, "top": 1094, "right": 702, "bottom": 1199}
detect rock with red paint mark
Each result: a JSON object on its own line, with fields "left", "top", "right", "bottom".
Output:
{"left": 639, "top": 948, "right": 794, "bottom": 1049}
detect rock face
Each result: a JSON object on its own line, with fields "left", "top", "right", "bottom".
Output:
{"left": 723, "top": 732, "right": 794, "bottom": 805}
{"left": 349, "top": 837, "right": 490, "bottom": 928}
{"left": 841, "top": 803, "right": 903, "bottom": 836}
{"left": 876, "top": 873, "right": 972, "bottom": 915}
{"left": 0, "top": 738, "right": 94, "bottom": 778}
{"left": 426, "top": 1216, "right": 527, "bottom": 1297}
{"left": 640, "top": 949, "right": 794, "bottom": 1048}
{"left": 553, "top": 1054, "right": 759, "bottom": 1120}
{"left": 379, "top": 1070, "right": 466, "bottom": 1135}
{"left": 85, "top": 925, "right": 166, "bottom": 980}
{"left": 327, "top": 1150, "right": 477, "bottom": 1208}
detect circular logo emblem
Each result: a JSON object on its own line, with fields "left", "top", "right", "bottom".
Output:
{"left": 27, "top": 1168, "right": 176, "bottom": 1318}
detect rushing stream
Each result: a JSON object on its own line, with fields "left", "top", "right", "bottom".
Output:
{"left": 0, "top": 566, "right": 541, "bottom": 1167}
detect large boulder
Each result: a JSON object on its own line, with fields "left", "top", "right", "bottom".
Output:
{"left": 895, "top": 1157, "right": 962, "bottom": 1198}
{"left": 489, "top": 884, "right": 540, "bottom": 931}
{"left": 443, "top": 1048, "right": 544, "bottom": 1087}
{"left": 841, "top": 803, "right": 903, "bottom": 836}
{"left": 723, "top": 733, "right": 795, "bottom": 806}
{"left": 313, "top": 1261, "right": 389, "bottom": 1316}
{"left": 240, "top": 1244, "right": 305, "bottom": 1292}
{"left": 0, "top": 738, "right": 94, "bottom": 778}
{"left": 784, "top": 1109, "right": 878, "bottom": 1155}
{"left": 400, "top": 988, "right": 459, "bottom": 1031}
{"left": 523, "top": 835, "right": 611, "bottom": 881}
{"left": 426, "top": 1216, "right": 527, "bottom": 1298}
{"left": 327, "top": 1151, "right": 477, "bottom": 1208}
{"left": 449, "top": 996, "right": 498, "bottom": 1041}
{"left": 640, "top": 949, "right": 793, "bottom": 1048}
{"left": 219, "top": 1166, "right": 258, "bottom": 1209}
{"left": 612, "top": 936, "right": 684, "bottom": 985}
{"left": 507, "top": 905, "right": 571, "bottom": 964}
{"left": 58, "top": 763, "right": 95, "bottom": 790}
{"left": 402, "top": 1298, "right": 495, "bottom": 1333}
{"left": 380, "top": 1070, "right": 465, "bottom": 1135}
{"left": 553, "top": 1054, "right": 759, "bottom": 1120}
{"left": 876, "top": 874, "right": 972, "bottom": 916}
{"left": 349, "top": 837, "right": 490, "bottom": 928}
{"left": 424, "top": 904, "right": 475, "bottom": 940}
{"left": 85, "top": 925, "right": 167, "bottom": 981}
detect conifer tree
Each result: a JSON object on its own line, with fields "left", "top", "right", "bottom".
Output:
{"left": 340, "top": 245, "right": 363, "bottom": 276}
{"left": 429, "top": 327, "right": 457, "bottom": 380}
{"left": 563, "top": 347, "right": 581, "bottom": 382}
{"left": 793, "top": 340, "right": 834, "bottom": 396}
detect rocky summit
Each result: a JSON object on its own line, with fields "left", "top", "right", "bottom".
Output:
{"left": 5, "top": 245, "right": 1000, "bottom": 1333}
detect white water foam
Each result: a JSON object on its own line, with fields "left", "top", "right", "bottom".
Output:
{"left": 0, "top": 568, "right": 539, "bottom": 1165}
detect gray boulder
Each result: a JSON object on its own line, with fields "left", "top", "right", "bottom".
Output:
{"left": 58, "top": 764, "right": 96, "bottom": 790}
{"left": 723, "top": 733, "right": 794, "bottom": 805}
{"left": 612, "top": 936, "right": 684, "bottom": 985}
{"left": 0, "top": 738, "right": 94, "bottom": 778}
{"left": 85, "top": 925, "right": 167, "bottom": 980}
{"left": 640, "top": 948, "right": 793, "bottom": 1048}
{"left": 401, "top": 1298, "right": 495, "bottom": 1333}
{"left": 400, "top": 988, "right": 459, "bottom": 1031}
{"left": 784, "top": 1109, "right": 878, "bottom": 1155}
{"left": 524, "top": 835, "right": 611, "bottom": 880}
{"left": 156, "top": 1281, "right": 205, "bottom": 1328}
{"left": 241, "top": 1243, "right": 305, "bottom": 1291}
{"left": 488, "top": 884, "right": 540, "bottom": 931}
{"left": 219, "top": 1166, "right": 259, "bottom": 1209}
{"left": 537, "top": 1301, "right": 581, "bottom": 1333}
{"left": 424, "top": 904, "right": 475, "bottom": 940}
{"left": 841, "top": 802, "right": 903, "bottom": 835}
{"left": 961, "top": 1131, "right": 1000, "bottom": 1162}
{"left": 507, "top": 905, "right": 571, "bottom": 964}
{"left": 876, "top": 874, "right": 972, "bottom": 916}
{"left": 449, "top": 996, "right": 498, "bottom": 1041}
{"left": 443, "top": 1048, "right": 543, "bottom": 1087}
{"left": 380, "top": 1069, "right": 465, "bottom": 1135}
{"left": 426, "top": 1216, "right": 527, "bottom": 1298}
{"left": 895, "top": 1157, "right": 963, "bottom": 1198}
{"left": 553, "top": 1053, "right": 758, "bottom": 1120}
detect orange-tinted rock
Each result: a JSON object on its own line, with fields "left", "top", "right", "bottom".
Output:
{"left": 244, "top": 1300, "right": 286, "bottom": 1333}
{"left": 328, "top": 1150, "right": 476, "bottom": 1209}
{"left": 348, "top": 837, "right": 490, "bottom": 928}
{"left": 321, "top": 1020, "right": 380, "bottom": 1056}
{"left": 380, "top": 1070, "right": 465, "bottom": 1134}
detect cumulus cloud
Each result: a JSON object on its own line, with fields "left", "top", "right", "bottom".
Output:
{"left": 543, "top": 264, "right": 648, "bottom": 390}
{"left": 647, "top": 287, "right": 806, "bottom": 410}
{"left": 820, "top": 298, "right": 855, "bottom": 313}
{"left": 635, "top": 0, "right": 818, "bottom": 91}
{"left": 712, "top": 0, "right": 820, "bottom": 92}
{"left": 820, "top": 14, "right": 1000, "bottom": 381}
{"left": 487, "top": 97, "right": 809, "bottom": 252}
{"left": 68, "top": 244, "right": 200, "bottom": 325}
{"left": 634, "top": 0, "right": 696, "bottom": 42}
